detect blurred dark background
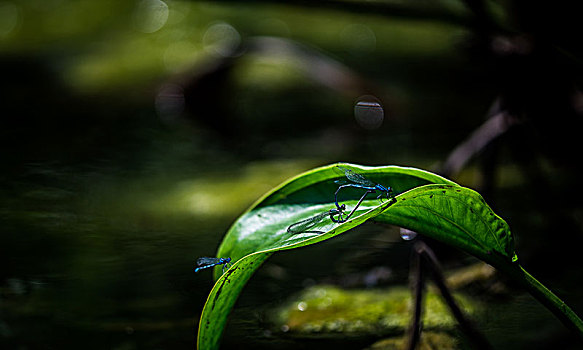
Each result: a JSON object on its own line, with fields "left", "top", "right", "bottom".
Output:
{"left": 1, "top": 0, "right": 583, "bottom": 349}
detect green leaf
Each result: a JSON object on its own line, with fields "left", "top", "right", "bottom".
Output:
{"left": 374, "top": 184, "right": 517, "bottom": 266}
{"left": 197, "top": 164, "right": 458, "bottom": 349}
{"left": 196, "top": 163, "right": 583, "bottom": 349}
{"left": 214, "top": 164, "right": 457, "bottom": 275}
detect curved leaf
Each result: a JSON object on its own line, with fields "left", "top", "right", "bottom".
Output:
{"left": 198, "top": 164, "right": 457, "bottom": 349}
{"left": 195, "top": 164, "right": 582, "bottom": 349}
{"left": 215, "top": 163, "right": 458, "bottom": 275}
{"left": 375, "top": 184, "right": 517, "bottom": 266}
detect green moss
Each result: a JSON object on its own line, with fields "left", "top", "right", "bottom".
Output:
{"left": 366, "top": 331, "right": 460, "bottom": 350}
{"left": 272, "top": 284, "right": 480, "bottom": 336}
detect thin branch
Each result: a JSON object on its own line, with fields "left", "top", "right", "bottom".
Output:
{"left": 406, "top": 243, "right": 426, "bottom": 350}
{"left": 440, "top": 98, "right": 519, "bottom": 177}
{"left": 414, "top": 241, "right": 493, "bottom": 350}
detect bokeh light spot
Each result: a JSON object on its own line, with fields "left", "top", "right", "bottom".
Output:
{"left": 354, "top": 95, "right": 384, "bottom": 130}
{"left": 0, "top": 2, "right": 20, "bottom": 38}
{"left": 133, "top": 0, "right": 169, "bottom": 34}
{"left": 203, "top": 22, "right": 241, "bottom": 57}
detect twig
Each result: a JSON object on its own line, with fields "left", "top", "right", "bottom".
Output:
{"left": 405, "top": 243, "right": 425, "bottom": 350}
{"left": 440, "top": 98, "right": 518, "bottom": 177}
{"left": 414, "top": 241, "right": 493, "bottom": 350}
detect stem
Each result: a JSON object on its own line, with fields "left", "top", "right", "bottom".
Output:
{"left": 406, "top": 245, "right": 425, "bottom": 350}
{"left": 416, "top": 242, "right": 492, "bottom": 350}
{"left": 507, "top": 264, "right": 583, "bottom": 338}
